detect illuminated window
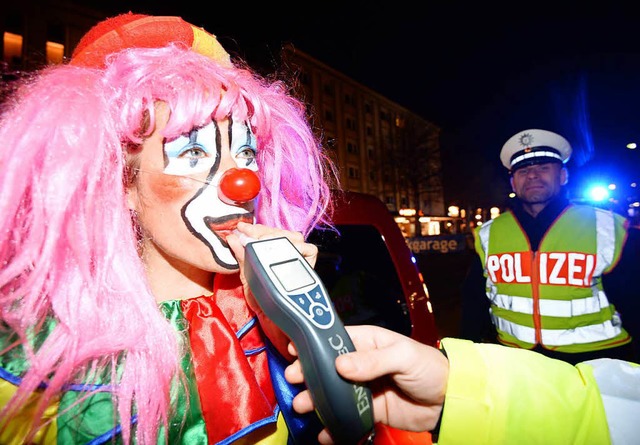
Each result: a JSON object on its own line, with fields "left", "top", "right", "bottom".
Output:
{"left": 46, "top": 41, "right": 64, "bottom": 64}
{"left": 3, "top": 32, "right": 23, "bottom": 65}
{"left": 426, "top": 221, "right": 440, "bottom": 235}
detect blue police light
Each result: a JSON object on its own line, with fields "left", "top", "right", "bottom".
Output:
{"left": 586, "top": 184, "right": 610, "bottom": 202}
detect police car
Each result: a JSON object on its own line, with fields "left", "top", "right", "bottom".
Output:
{"left": 309, "top": 191, "right": 439, "bottom": 348}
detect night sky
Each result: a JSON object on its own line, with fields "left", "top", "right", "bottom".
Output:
{"left": 86, "top": 1, "right": 640, "bottom": 208}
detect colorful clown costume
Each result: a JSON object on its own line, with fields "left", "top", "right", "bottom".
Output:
{"left": 0, "top": 275, "right": 321, "bottom": 444}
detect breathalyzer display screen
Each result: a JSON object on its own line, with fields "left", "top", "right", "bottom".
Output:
{"left": 271, "top": 259, "right": 316, "bottom": 292}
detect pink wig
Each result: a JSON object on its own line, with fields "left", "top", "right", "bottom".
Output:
{"left": 0, "top": 44, "right": 335, "bottom": 443}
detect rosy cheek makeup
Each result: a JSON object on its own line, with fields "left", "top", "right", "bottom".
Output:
{"left": 148, "top": 175, "right": 197, "bottom": 203}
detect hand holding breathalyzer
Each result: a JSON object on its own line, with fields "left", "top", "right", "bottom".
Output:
{"left": 286, "top": 325, "right": 449, "bottom": 445}
{"left": 241, "top": 235, "right": 375, "bottom": 444}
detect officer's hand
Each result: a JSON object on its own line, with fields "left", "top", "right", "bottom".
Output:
{"left": 284, "top": 324, "right": 449, "bottom": 444}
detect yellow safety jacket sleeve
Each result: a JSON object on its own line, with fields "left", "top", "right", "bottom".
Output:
{"left": 435, "top": 338, "right": 611, "bottom": 444}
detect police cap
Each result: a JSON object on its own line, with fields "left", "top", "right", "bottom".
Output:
{"left": 500, "top": 129, "right": 572, "bottom": 173}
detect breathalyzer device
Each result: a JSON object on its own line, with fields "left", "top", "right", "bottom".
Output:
{"left": 244, "top": 236, "right": 375, "bottom": 444}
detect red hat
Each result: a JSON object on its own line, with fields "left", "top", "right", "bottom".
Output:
{"left": 71, "top": 12, "right": 231, "bottom": 68}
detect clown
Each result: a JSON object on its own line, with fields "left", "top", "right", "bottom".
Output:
{"left": 0, "top": 13, "right": 336, "bottom": 444}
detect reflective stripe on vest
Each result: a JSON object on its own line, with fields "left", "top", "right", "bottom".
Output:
{"left": 594, "top": 207, "right": 615, "bottom": 276}
{"left": 491, "top": 314, "right": 622, "bottom": 346}
{"left": 490, "top": 290, "right": 610, "bottom": 317}
{"left": 475, "top": 206, "right": 629, "bottom": 351}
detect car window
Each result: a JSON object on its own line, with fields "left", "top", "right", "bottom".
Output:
{"left": 309, "top": 224, "right": 412, "bottom": 336}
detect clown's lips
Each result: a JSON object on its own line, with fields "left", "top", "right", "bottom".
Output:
{"left": 205, "top": 214, "right": 253, "bottom": 245}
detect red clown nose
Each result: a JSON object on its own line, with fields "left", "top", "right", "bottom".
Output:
{"left": 218, "top": 168, "right": 261, "bottom": 204}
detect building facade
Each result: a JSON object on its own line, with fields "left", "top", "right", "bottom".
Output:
{"left": 282, "top": 44, "right": 445, "bottom": 224}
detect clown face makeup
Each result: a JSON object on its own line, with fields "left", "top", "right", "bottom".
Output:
{"left": 128, "top": 103, "right": 259, "bottom": 283}
{"left": 165, "top": 116, "right": 258, "bottom": 269}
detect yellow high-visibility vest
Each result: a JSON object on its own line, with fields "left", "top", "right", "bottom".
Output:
{"left": 474, "top": 205, "right": 631, "bottom": 353}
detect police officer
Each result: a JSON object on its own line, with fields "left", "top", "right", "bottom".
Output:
{"left": 460, "top": 128, "right": 639, "bottom": 364}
